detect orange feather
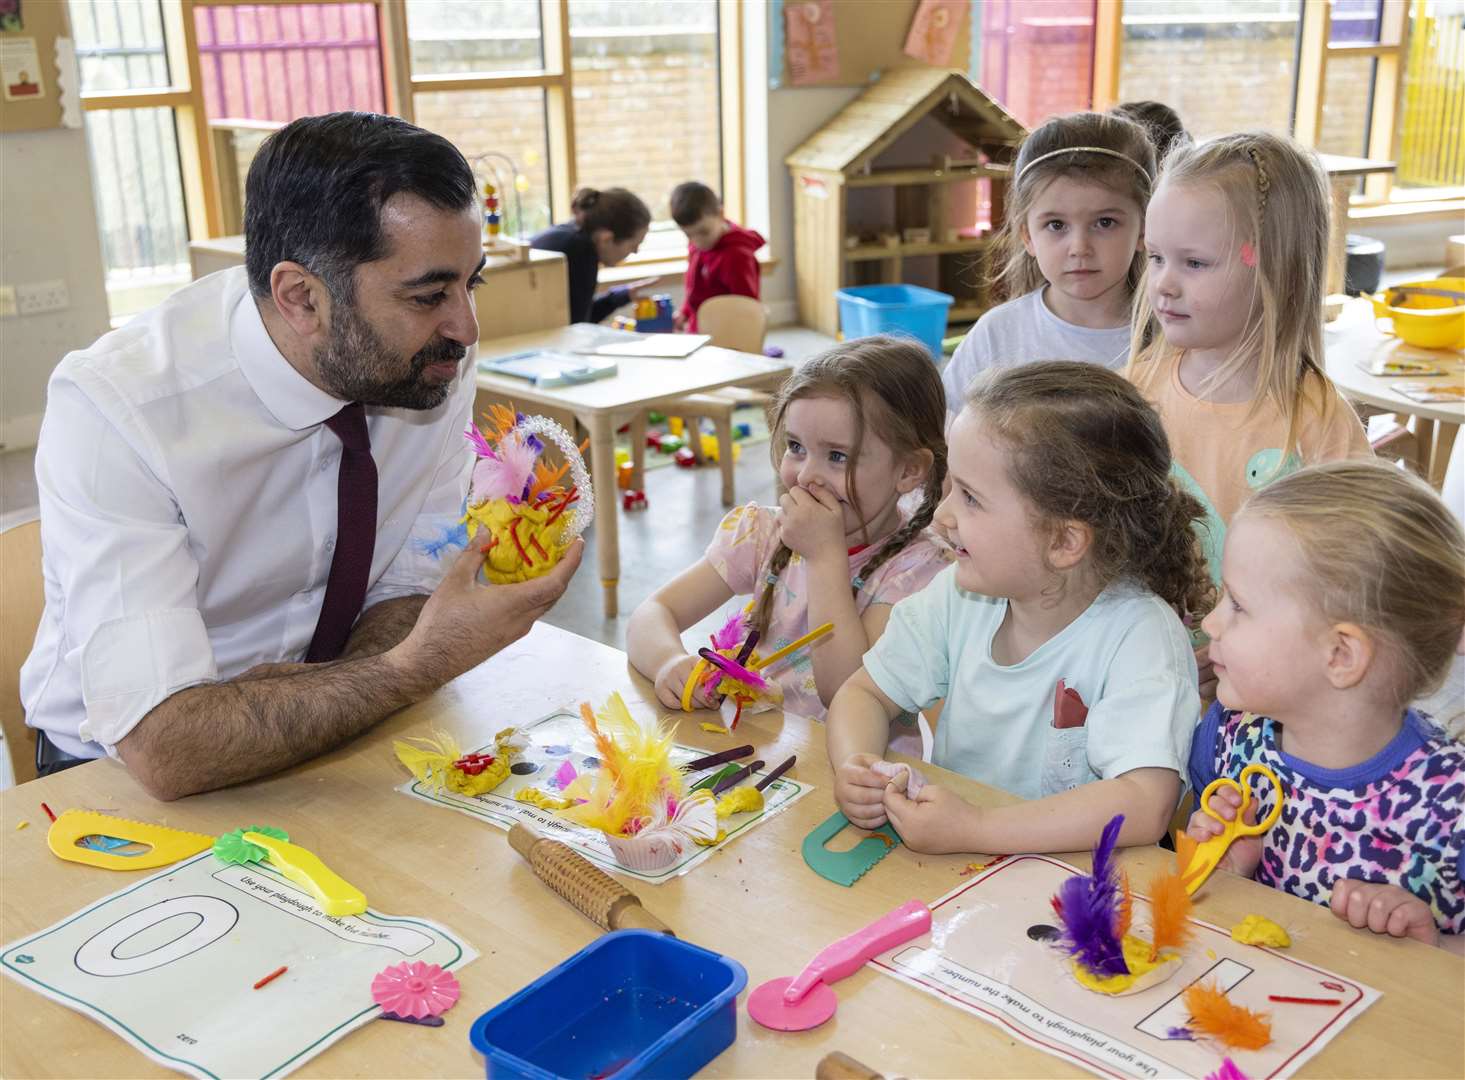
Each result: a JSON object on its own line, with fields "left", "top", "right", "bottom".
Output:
{"left": 1184, "top": 982, "right": 1271, "bottom": 1050}
{"left": 1148, "top": 869, "right": 1194, "bottom": 959}
{"left": 1115, "top": 870, "right": 1133, "bottom": 939}
{"left": 1175, "top": 829, "right": 1199, "bottom": 875}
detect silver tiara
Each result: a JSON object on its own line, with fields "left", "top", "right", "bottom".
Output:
{"left": 1018, "top": 145, "right": 1152, "bottom": 181}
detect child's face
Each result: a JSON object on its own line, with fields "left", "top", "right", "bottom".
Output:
{"left": 680, "top": 212, "right": 728, "bottom": 252}
{"left": 933, "top": 409, "right": 1053, "bottom": 599}
{"left": 1201, "top": 514, "right": 1331, "bottom": 715}
{"left": 1144, "top": 180, "right": 1259, "bottom": 354}
{"left": 779, "top": 394, "right": 920, "bottom": 541}
{"left": 1020, "top": 175, "right": 1143, "bottom": 314}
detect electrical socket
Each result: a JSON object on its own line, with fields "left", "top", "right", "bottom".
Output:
{"left": 0, "top": 286, "right": 16, "bottom": 318}
{"left": 16, "top": 279, "right": 70, "bottom": 316}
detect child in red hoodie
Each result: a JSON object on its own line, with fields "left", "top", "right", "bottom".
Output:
{"left": 669, "top": 181, "right": 765, "bottom": 333}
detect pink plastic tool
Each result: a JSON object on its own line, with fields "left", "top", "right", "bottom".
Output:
{"left": 746, "top": 899, "right": 931, "bottom": 1031}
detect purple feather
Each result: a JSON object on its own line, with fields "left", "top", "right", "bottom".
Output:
{"left": 1051, "top": 814, "right": 1129, "bottom": 977}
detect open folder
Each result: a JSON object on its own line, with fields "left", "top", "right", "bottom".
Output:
{"left": 477, "top": 350, "right": 618, "bottom": 388}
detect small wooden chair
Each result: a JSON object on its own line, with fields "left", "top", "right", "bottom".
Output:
{"left": 631, "top": 296, "right": 774, "bottom": 508}
{"left": 1, "top": 519, "right": 44, "bottom": 785}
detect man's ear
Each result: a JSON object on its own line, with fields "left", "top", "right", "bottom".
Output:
{"left": 268, "top": 261, "right": 331, "bottom": 340}
{"left": 1048, "top": 518, "right": 1093, "bottom": 572}
{"left": 896, "top": 447, "right": 935, "bottom": 496}
{"left": 1323, "top": 621, "right": 1376, "bottom": 691}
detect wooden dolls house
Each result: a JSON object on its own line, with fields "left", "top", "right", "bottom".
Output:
{"left": 785, "top": 68, "right": 1027, "bottom": 337}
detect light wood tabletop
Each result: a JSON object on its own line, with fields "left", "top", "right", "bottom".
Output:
{"left": 474, "top": 327, "right": 792, "bottom": 619}
{"left": 1325, "top": 296, "right": 1463, "bottom": 487}
{"left": 2, "top": 622, "right": 1461, "bottom": 1079}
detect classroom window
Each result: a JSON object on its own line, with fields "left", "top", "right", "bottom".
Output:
{"left": 1117, "top": 0, "right": 1302, "bottom": 140}
{"left": 567, "top": 0, "right": 721, "bottom": 242}
{"left": 1317, "top": 53, "right": 1376, "bottom": 158}
{"left": 978, "top": 0, "right": 1096, "bottom": 128}
{"left": 412, "top": 88, "right": 553, "bottom": 237}
{"left": 404, "top": 0, "right": 545, "bottom": 75}
{"left": 1396, "top": 0, "right": 1464, "bottom": 190}
{"left": 69, "top": 0, "right": 171, "bottom": 91}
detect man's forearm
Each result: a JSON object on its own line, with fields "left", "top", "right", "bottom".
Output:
{"left": 340, "top": 595, "right": 428, "bottom": 660}
{"left": 118, "top": 646, "right": 443, "bottom": 801}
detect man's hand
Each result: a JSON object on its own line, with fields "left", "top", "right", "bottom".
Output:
{"left": 835, "top": 753, "right": 891, "bottom": 829}
{"left": 395, "top": 538, "right": 583, "bottom": 684}
{"left": 777, "top": 484, "right": 846, "bottom": 561}
{"left": 1185, "top": 784, "right": 1263, "bottom": 878}
{"left": 882, "top": 782, "right": 980, "bottom": 854}
{"left": 1330, "top": 880, "right": 1439, "bottom": 945}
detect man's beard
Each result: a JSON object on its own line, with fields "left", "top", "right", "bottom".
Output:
{"left": 314, "top": 302, "right": 467, "bottom": 410}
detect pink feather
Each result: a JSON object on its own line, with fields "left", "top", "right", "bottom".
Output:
{"left": 468, "top": 431, "right": 541, "bottom": 504}
{"left": 709, "top": 610, "right": 748, "bottom": 652}
{"left": 463, "top": 423, "right": 496, "bottom": 460}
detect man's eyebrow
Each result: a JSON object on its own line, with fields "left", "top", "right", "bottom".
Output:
{"left": 400, "top": 255, "right": 487, "bottom": 289}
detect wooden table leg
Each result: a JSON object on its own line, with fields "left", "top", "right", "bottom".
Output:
{"left": 586, "top": 413, "right": 620, "bottom": 619}
{"left": 1427, "top": 420, "right": 1459, "bottom": 491}
{"left": 1413, "top": 417, "right": 1437, "bottom": 479}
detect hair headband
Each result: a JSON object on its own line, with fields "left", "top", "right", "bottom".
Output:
{"left": 1017, "top": 145, "right": 1152, "bottom": 181}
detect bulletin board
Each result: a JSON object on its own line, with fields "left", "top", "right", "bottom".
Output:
{"left": 0, "top": 0, "right": 67, "bottom": 132}
{"left": 773, "top": 0, "right": 975, "bottom": 89}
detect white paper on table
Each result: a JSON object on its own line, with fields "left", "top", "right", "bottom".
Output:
{"left": 871, "top": 855, "right": 1380, "bottom": 1080}
{"left": 1, "top": 853, "right": 476, "bottom": 1079}
{"left": 396, "top": 708, "right": 812, "bottom": 884}
{"left": 593, "top": 333, "right": 711, "bottom": 359}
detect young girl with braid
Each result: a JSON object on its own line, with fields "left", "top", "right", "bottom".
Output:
{"left": 627, "top": 336, "right": 952, "bottom": 741}
{"left": 829, "top": 364, "right": 1212, "bottom": 855}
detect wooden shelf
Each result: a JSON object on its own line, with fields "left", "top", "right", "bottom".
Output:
{"left": 843, "top": 238, "right": 992, "bottom": 261}
{"left": 845, "top": 165, "right": 1011, "bottom": 188}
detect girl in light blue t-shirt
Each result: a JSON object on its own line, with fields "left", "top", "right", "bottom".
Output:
{"left": 828, "top": 362, "right": 1214, "bottom": 856}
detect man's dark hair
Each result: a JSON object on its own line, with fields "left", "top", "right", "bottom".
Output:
{"left": 1110, "top": 101, "right": 1190, "bottom": 165}
{"left": 669, "top": 181, "right": 722, "bottom": 227}
{"left": 244, "top": 112, "right": 476, "bottom": 301}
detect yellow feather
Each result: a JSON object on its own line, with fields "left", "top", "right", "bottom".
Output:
{"left": 558, "top": 694, "right": 686, "bottom": 838}
{"left": 393, "top": 731, "right": 465, "bottom": 793}
{"left": 1184, "top": 981, "right": 1272, "bottom": 1050}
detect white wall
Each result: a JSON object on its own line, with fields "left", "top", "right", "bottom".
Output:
{"left": 0, "top": 126, "right": 110, "bottom": 450}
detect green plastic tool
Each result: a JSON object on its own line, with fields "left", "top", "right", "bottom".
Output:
{"left": 802, "top": 810, "right": 901, "bottom": 887}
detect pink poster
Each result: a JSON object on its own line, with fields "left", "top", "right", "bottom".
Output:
{"left": 785, "top": 0, "right": 838, "bottom": 86}
{"left": 903, "top": 0, "right": 968, "bottom": 67}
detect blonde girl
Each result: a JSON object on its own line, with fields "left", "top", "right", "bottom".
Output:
{"left": 830, "top": 362, "right": 1213, "bottom": 855}
{"left": 627, "top": 336, "right": 952, "bottom": 730}
{"left": 941, "top": 111, "right": 1156, "bottom": 426}
{"left": 1127, "top": 131, "right": 1370, "bottom": 582}
{"left": 1186, "top": 461, "right": 1463, "bottom": 953}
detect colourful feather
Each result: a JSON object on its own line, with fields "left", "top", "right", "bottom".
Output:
{"left": 1052, "top": 814, "right": 1129, "bottom": 977}
{"left": 1205, "top": 1059, "right": 1250, "bottom": 1080}
{"left": 463, "top": 423, "right": 496, "bottom": 460}
{"left": 468, "top": 429, "right": 541, "bottom": 505}
{"left": 1147, "top": 868, "right": 1194, "bottom": 959}
{"left": 1115, "top": 870, "right": 1133, "bottom": 939}
{"left": 709, "top": 610, "right": 748, "bottom": 652}
{"left": 558, "top": 695, "right": 686, "bottom": 838}
{"left": 1184, "top": 982, "right": 1272, "bottom": 1050}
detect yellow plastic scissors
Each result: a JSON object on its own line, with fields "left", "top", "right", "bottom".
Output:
{"left": 1177, "top": 763, "right": 1283, "bottom": 895}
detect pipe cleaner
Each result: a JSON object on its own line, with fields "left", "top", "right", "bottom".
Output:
{"left": 459, "top": 404, "right": 593, "bottom": 584}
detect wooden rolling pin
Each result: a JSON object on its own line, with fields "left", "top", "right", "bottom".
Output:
{"left": 816, "top": 1051, "right": 886, "bottom": 1080}
{"left": 508, "top": 822, "right": 673, "bottom": 935}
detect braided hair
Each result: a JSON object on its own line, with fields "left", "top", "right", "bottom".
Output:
{"left": 749, "top": 335, "right": 948, "bottom": 641}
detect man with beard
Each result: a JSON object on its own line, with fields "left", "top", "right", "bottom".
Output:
{"left": 20, "top": 112, "right": 582, "bottom": 798}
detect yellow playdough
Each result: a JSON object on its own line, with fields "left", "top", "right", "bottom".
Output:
{"left": 515, "top": 788, "right": 573, "bottom": 810}
{"left": 1071, "top": 934, "right": 1183, "bottom": 996}
{"left": 715, "top": 786, "right": 764, "bottom": 817}
{"left": 464, "top": 496, "right": 575, "bottom": 585}
{"left": 445, "top": 755, "right": 509, "bottom": 796}
{"left": 1231, "top": 914, "right": 1291, "bottom": 948}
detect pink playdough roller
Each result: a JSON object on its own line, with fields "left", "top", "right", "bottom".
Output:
{"left": 746, "top": 899, "right": 931, "bottom": 1031}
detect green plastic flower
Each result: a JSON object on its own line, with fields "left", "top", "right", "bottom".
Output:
{"left": 212, "top": 824, "right": 289, "bottom": 865}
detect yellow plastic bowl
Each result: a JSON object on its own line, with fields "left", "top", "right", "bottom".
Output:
{"left": 1368, "top": 276, "right": 1465, "bottom": 350}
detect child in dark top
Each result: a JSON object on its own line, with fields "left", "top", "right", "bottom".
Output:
{"left": 669, "top": 181, "right": 764, "bottom": 334}
{"left": 530, "top": 187, "right": 654, "bottom": 323}
{"left": 1186, "top": 461, "right": 1464, "bottom": 953}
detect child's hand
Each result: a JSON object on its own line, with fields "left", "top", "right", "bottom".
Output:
{"left": 882, "top": 782, "right": 978, "bottom": 855}
{"left": 1329, "top": 879, "right": 1440, "bottom": 946}
{"left": 652, "top": 653, "right": 715, "bottom": 711}
{"left": 835, "top": 753, "right": 891, "bottom": 830}
{"left": 1194, "top": 642, "right": 1218, "bottom": 702}
{"left": 673, "top": 311, "right": 688, "bottom": 332}
{"left": 777, "top": 484, "right": 846, "bottom": 560}
{"left": 1185, "top": 784, "right": 1263, "bottom": 878}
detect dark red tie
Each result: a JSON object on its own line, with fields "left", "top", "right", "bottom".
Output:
{"left": 305, "top": 403, "right": 378, "bottom": 662}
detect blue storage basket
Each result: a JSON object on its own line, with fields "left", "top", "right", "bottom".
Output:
{"left": 835, "top": 284, "right": 955, "bottom": 360}
{"left": 469, "top": 930, "right": 747, "bottom": 1079}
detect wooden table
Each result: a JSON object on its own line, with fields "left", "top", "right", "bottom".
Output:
{"left": 1317, "top": 154, "right": 1397, "bottom": 321}
{"left": 475, "top": 328, "right": 792, "bottom": 618}
{"left": 2, "top": 622, "right": 1461, "bottom": 1079}
{"left": 1325, "top": 296, "right": 1463, "bottom": 488}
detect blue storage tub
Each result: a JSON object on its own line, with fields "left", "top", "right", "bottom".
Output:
{"left": 469, "top": 930, "right": 747, "bottom": 1079}
{"left": 835, "top": 284, "right": 955, "bottom": 360}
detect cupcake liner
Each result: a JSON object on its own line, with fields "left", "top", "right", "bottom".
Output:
{"left": 605, "top": 830, "right": 684, "bottom": 872}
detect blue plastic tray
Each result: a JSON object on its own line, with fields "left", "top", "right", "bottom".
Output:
{"left": 469, "top": 930, "right": 747, "bottom": 1079}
